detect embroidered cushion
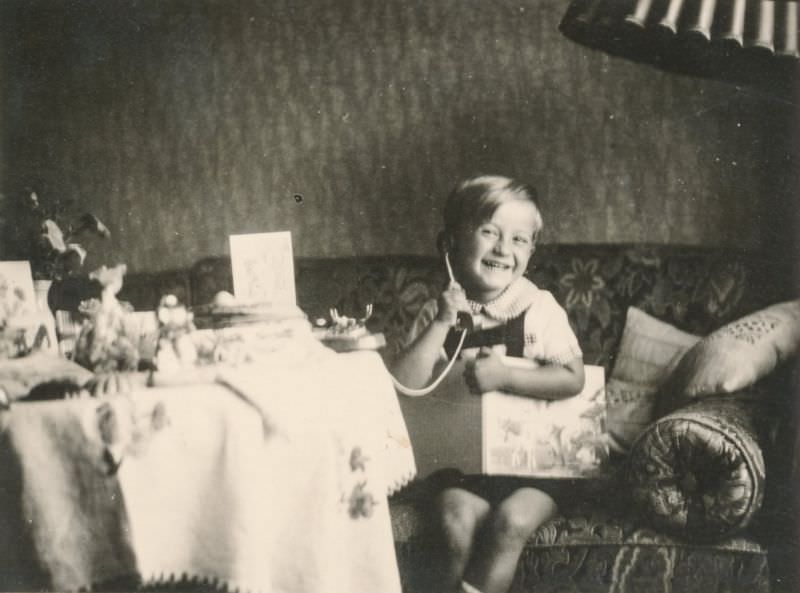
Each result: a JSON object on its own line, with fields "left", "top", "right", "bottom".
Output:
{"left": 605, "top": 379, "right": 658, "bottom": 453}
{"left": 627, "top": 395, "right": 765, "bottom": 541}
{"left": 607, "top": 308, "right": 700, "bottom": 452}
{"left": 662, "top": 299, "right": 800, "bottom": 412}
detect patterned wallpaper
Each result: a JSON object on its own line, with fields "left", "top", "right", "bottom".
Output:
{"left": 1, "top": 0, "right": 797, "bottom": 272}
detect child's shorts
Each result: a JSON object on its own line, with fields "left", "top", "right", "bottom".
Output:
{"left": 423, "top": 468, "right": 572, "bottom": 507}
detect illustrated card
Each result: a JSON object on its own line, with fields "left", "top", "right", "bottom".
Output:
{"left": 0, "top": 261, "right": 36, "bottom": 322}
{"left": 0, "top": 261, "right": 58, "bottom": 356}
{"left": 482, "top": 363, "right": 608, "bottom": 478}
{"left": 229, "top": 232, "right": 296, "bottom": 306}
{"left": 399, "top": 360, "right": 608, "bottom": 479}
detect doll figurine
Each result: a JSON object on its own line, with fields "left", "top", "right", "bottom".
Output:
{"left": 155, "top": 294, "right": 197, "bottom": 373}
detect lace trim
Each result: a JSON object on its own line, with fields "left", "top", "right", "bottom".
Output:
{"left": 386, "top": 469, "right": 418, "bottom": 496}
{"left": 467, "top": 277, "right": 540, "bottom": 321}
{"left": 140, "top": 572, "right": 253, "bottom": 593}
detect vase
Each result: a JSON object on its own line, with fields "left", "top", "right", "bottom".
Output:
{"left": 33, "top": 279, "right": 53, "bottom": 313}
{"left": 32, "top": 279, "right": 59, "bottom": 354}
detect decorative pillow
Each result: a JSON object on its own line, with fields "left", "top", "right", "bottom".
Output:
{"left": 605, "top": 379, "right": 658, "bottom": 453}
{"left": 611, "top": 307, "right": 701, "bottom": 385}
{"left": 627, "top": 395, "right": 765, "bottom": 541}
{"left": 665, "top": 299, "right": 800, "bottom": 407}
{"left": 607, "top": 308, "right": 700, "bottom": 452}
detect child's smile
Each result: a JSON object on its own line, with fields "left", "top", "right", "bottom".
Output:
{"left": 482, "top": 260, "right": 512, "bottom": 271}
{"left": 454, "top": 200, "right": 537, "bottom": 303}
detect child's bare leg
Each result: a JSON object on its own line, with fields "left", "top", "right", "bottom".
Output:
{"left": 463, "top": 488, "right": 557, "bottom": 593}
{"left": 433, "top": 487, "right": 491, "bottom": 593}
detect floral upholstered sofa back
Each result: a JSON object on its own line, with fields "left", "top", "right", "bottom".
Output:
{"left": 121, "top": 244, "right": 791, "bottom": 371}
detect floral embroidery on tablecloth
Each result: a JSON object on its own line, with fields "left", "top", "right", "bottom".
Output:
{"left": 348, "top": 481, "right": 377, "bottom": 519}
{"left": 349, "top": 446, "right": 369, "bottom": 472}
{"left": 341, "top": 444, "right": 379, "bottom": 519}
{"left": 95, "top": 398, "right": 169, "bottom": 475}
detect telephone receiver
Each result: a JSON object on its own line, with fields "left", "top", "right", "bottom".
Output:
{"left": 443, "top": 251, "right": 475, "bottom": 333}
{"left": 389, "top": 249, "right": 474, "bottom": 397}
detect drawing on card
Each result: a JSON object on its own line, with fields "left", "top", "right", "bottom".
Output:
{"left": 482, "top": 364, "right": 609, "bottom": 478}
{"left": 229, "top": 232, "right": 296, "bottom": 306}
{"left": 0, "top": 261, "right": 37, "bottom": 323}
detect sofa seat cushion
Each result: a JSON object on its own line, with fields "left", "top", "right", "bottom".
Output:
{"left": 390, "top": 497, "right": 769, "bottom": 593}
{"left": 627, "top": 395, "right": 766, "bottom": 541}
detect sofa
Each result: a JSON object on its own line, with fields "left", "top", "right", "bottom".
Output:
{"left": 114, "top": 243, "right": 798, "bottom": 593}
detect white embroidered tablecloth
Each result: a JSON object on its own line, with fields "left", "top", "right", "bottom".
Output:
{"left": 118, "top": 349, "right": 415, "bottom": 593}
{"left": 0, "top": 349, "right": 416, "bottom": 593}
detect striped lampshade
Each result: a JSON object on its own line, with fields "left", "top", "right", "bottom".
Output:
{"left": 560, "top": 0, "right": 799, "bottom": 94}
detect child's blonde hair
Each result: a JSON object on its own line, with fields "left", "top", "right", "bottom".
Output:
{"left": 440, "top": 175, "right": 543, "bottom": 252}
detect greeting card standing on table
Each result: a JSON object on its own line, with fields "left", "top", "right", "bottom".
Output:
{"left": 0, "top": 262, "right": 36, "bottom": 319}
{"left": 229, "top": 232, "right": 296, "bottom": 306}
{"left": 0, "top": 261, "right": 57, "bottom": 356}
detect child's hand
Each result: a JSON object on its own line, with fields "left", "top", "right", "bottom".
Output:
{"left": 464, "top": 347, "right": 507, "bottom": 394}
{"left": 435, "top": 282, "right": 470, "bottom": 327}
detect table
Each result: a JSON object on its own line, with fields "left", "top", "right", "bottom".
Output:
{"left": 0, "top": 349, "right": 415, "bottom": 593}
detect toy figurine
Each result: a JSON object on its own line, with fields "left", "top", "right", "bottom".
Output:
{"left": 328, "top": 304, "right": 373, "bottom": 336}
{"left": 155, "top": 294, "right": 198, "bottom": 373}
{"left": 319, "top": 304, "right": 385, "bottom": 352}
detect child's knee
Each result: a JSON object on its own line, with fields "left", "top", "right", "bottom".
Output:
{"left": 438, "top": 489, "right": 486, "bottom": 541}
{"left": 491, "top": 506, "right": 540, "bottom": 544}
{"left": 492, "top": 491, "right": 556, "bottom": 544}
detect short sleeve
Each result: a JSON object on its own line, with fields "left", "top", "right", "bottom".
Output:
{"left": 399, "top": 299, "right": 439, "bottom": 352}
{"left": 523, "top": 292, "right": 582, "bottom": 365}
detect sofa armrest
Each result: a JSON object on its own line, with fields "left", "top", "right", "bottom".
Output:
{"left": 626, "top": 393, "right": 769, "bottom": 541}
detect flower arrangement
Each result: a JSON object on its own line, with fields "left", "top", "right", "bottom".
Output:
{"left": 73, "top": 264, "right": 139, "bottom": 373}
{"left": 11, "top": 191, "right": 110, "bottom": 281}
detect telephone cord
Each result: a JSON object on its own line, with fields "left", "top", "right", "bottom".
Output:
{"left": 390, "top": 328, "right": 467, "bottom": 397}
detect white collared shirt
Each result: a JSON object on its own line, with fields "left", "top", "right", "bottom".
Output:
{"left": 403, "top": 277, "right": 582, "bottom": 365}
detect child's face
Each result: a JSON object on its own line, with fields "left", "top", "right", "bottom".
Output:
{"left": 454, "top": 200, "right": 537, "bottom": 303}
